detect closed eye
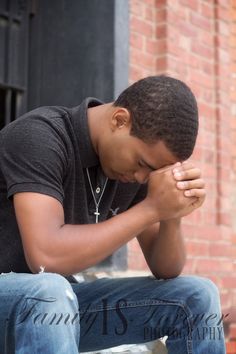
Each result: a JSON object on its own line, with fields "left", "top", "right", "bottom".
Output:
{"left": 138, "top": 160, "right": 155, "bottom": 171}
{"left": 138, "top": 160, "right": 145, "bottom": 167}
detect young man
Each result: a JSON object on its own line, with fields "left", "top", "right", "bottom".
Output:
{"left": 0, "top": 76, "right": 226, "bottom": 353}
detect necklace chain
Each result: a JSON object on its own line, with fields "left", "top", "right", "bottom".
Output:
{"left": 86, "top": 168, "right": 108, "bottom": 223}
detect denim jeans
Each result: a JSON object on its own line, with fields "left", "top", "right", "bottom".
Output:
{"left": 0, "top": 272, "right": 226, "bottom": 353}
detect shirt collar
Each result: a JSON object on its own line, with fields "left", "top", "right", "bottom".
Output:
{"left": 71, "top": 97, "right": 103, "bottom": 168}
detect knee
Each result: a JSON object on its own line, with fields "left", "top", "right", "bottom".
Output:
{"left": 15, "top": 273, "right": 78, "bottom": 321}
{"left": 29, "top": 273, "right": 77, "bottom": 301}
{"left": 183, "top": 276, "right": 220, "bottom": 312}
{"left": 14, "top": 273, "right": 79, "bottom": 312}
{"left": 14, "top": 273, "right": 80, "bottom": 329}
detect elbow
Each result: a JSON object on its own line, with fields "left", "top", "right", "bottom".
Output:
{"left": 150, "top": 258, "right": 186, "bottom": 280}
{"left": 25, "top": 251, "right": 57, "bottom": 274}
{"left": 152, "top": 268, "right": 183, "bottom": 280}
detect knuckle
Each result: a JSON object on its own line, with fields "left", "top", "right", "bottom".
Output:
{"left": 196, "top": 168, "right": 201, "bottom": 176}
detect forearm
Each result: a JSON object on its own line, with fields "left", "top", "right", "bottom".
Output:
{"left": 148, "top": 218, "right": 186, "bottom": 279}
{"left": 36, "top": 201, "right": 157, "bottom": 275}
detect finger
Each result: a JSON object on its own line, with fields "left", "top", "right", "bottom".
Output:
{"left": 173, "top": 167, "right": 201, "bottom": 181}
{"left": 184, "top": 189, "right": 206, "bottom": 198}
{"left": 173, "top": 160, "right": 195, "bottom": 172}
{"left": 152, "top": 161, "right": 181, "bottom": 175}
{"left": 181, "top": 160, "right": 195, "bottom": 169}
{"left": 176, "top": 179, "right": 205, "bottom": 190}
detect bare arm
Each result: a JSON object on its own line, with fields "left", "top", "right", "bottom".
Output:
{"left": 137, "top": 218, "right": 186, "bottom": 279}
{"left": 137, "top": 161, "right": 205, "bottom": 279}
{"left": 13, "top": 193, "right": 156, "bottom": 275}
{"left": 13, "top": 162, "right": 204, "bottom": 276}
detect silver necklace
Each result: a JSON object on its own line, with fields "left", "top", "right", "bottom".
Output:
{"left": 86, "top": 168, "right": 108, "bottom": 223}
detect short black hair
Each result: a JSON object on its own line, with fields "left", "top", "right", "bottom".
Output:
{"left": 113, "top": 75, "right": 198, "bottom": 160}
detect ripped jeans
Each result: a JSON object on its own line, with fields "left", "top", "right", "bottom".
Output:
{"left": 0, "top": 272, "right": 226, "bottom": 354}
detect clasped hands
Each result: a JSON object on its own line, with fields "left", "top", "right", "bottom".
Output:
{"left": 147, "top": 161, "right": 206, "bottom": 220}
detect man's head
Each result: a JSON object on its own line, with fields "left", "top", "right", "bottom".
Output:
{"left": 90, "top": 75, "right": 199, "bottom": 184}
{"left": 113, "top": 75, "right": 198, "bottom": 161}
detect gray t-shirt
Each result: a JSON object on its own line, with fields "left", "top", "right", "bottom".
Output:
{"left": 0, "top": 98, "right": 147, "bottom": 273}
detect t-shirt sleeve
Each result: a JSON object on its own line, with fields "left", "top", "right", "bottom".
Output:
{"left": 0, "top": 117, "right": 69, "bottom": 204}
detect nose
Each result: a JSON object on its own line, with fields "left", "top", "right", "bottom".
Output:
{"left": 134, "top": 169, "right": 149, "bottom": 184}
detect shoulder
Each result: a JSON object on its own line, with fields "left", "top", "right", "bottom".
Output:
{"left": 0, "top": 106, "right": 73, "bottom": 146}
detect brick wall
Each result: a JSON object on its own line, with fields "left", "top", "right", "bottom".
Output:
{"left": 128, "top": 0, "right": 236, "bottom": 347}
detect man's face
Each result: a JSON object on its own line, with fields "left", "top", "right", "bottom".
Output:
{"left": 99, "top": 127, "right": 179, "bottom": 184}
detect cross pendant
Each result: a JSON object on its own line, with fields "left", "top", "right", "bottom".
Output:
{"left": 94, "top": 209, "right": 100, "bottom": 223}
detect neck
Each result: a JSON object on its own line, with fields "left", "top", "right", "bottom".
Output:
{"left": 87, "top": 102, "right": 113, "bottom": 155}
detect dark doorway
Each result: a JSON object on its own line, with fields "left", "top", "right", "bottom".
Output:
{"left": 0, "top": 0, "right": 129, "bottom": 271}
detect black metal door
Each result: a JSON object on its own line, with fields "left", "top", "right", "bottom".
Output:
{"left": 0, "top": 0, "right": 129, "bottom": 125}
{"left": 0, "top": 0, "right": 30, "bottom": 128}
{"left": 0, "top": 0, "right": 129, "bottom": 271}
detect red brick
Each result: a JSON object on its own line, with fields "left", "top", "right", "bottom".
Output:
{"left": 129, "top": 65, "right": 147, "bottom": 82}
{"left": 190, "top": 12, "right": 212, "bottom": 32}
{"left": 179, "top": 0, "right": 198, "bottom": 11}
{"left": 130, "top": 0, "right": 145, "bottom": 17}
{"left": 217, "top": 48, "right": 230, "bottom": 64}
{"left": 182, "top": 223, "right": 196, "bottom": 237}
{"left": 191, "top": 41, "right": 214, "bottom": 60}
{"left": 217, "top": 167, "right": 231, "bottom": 182}
{"left": 232, "top": 7, "right": 236, "bottom": 21}
{"left": 215, "top": 62, "right": 230, "bottom": 78}
{"left": 229, "top": 324, "right": 236, "bottom": 340}
{"left": 156, "top": 0, "right": 168, "bottom": 9}
{"left": 168, "top": 43, "right": 184, "bottom": 57}
{"left": 130, "top": 32, "right": 144, "bottom": 50}
{"left": 217, "top": 212, "right": 231, "bottom": 226}
{"left": 201, "top": 88, "right": 214, "bottom": 104}
{"left": 144, "top": 0, "right": 156, "bottom": 7}
{"left": 216, "top": 34, "right": 230, "bottom": 50}
{"left": 222, "top": 277, "right": 236, "bottom": 289}
{"left": 156, "top": 24, "right": 168, "bottom": 38}
{"left": 200, "top": 2, "right": 214, "bottom": 19}
{"left": 195, "top": 226, "right": 221, "bottom": 241}
{"left": 156, "top": 56, "right": 167, "bottom": 71}
{"left": 130, "top": 48, "right": 155, "bottom": 69}
{"left": 220, "top": 290, "right": 232, "bottom": 309}
{"left": 156, "top": 8, "right": 167, "bottom": 23}
{"left": 167, "top": 9, "right": 181, "bottom": 25}
{"left": 209, "top": 243, "right": 233, "bottom": 258}
{"left": 146, "top": 38, "right": 167, "bottom": 55}
{"left": 218, "top": 21, "right": 230, "bottom": 37}
{"left": 177, "top": 20, "right": 198, "bottom": 37}
{"left": 185, "top": 209, "right": 203, "bottom": 224}
{"left": 128, "top": 1, "right": 236, "bottom": 311}
{"left": 190, "top": 71, "right": 215, "bottom": 89}
{"left": 199, "top": 102, "right": 215, "bottom": 119}
{"left": 226, "top": 341, "right": 236, "bottom": 354}
{"left": 218, "top": 182, "right": 232, "bottom": 198}
{"left": 216, "top": 6, "right": 230, "bottom": 22}
{"left": 216, "top": 0, "right": 230, "bottom": 8}
{"left": 191, "top": 146, "right": 204, "bottom": 161}
{"left": 186, "top": 241, "right": 209, "bottom": 256}
{"left": 232, "top": 234, "right": 236, "bottom": 244}
{"left": 131, "top": 17, "right": 154, "bottom": 37}
{"left": 199, "top": 31, "right": 214, "bottom": 48}
{"left": 145, "top": 6, "right": 154, "bottom": 22}
{"left": 181, "top": 55, "right": 199, "bottom": 70}
{"left": 195, "top": 259, "right": 233, "bottom": 273}
{"left": 183, "top": 258, "right": 195, "bottom": 274}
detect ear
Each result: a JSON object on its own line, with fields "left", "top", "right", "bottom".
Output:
{"left": 110, "top": 108, "right": 131, "bottom": 131}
